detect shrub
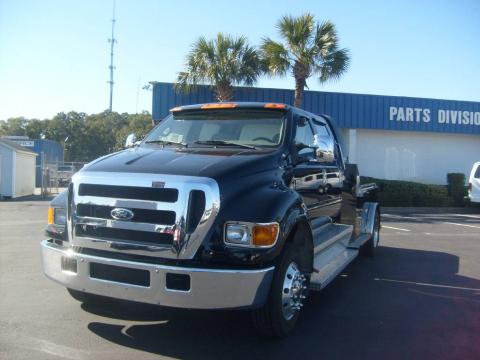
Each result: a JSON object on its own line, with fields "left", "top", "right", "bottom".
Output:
{"left": 446, "top": 173, "right": 466, "bottom": 206}
{"left": 361, "top": 177, "right": 454, "bottom": 207}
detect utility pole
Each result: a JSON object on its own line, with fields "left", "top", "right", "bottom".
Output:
{"left": 135, "top": 76, "right": 141, "bottom": 114}
{"left": 108, "top": 1, "right": 117, "bottom": 112}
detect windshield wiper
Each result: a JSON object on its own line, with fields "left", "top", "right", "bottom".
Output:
{"left": 193, "top": 140, "right": 256, "bottom": 149}
{"left": 145, "top": 139, "right": 187, "bottom": 147}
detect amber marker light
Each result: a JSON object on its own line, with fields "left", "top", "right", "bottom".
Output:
{"left": 252, "top": 223, "right": 279, "bottom": 247}
{"left": 264, "top": 103, "right": 286, "bottom": 109}
{"left": 201, "top": 103, "right": 237, "bottom": 109}
{"left": 48, "top": 207, "right": 54, "bottom": 225}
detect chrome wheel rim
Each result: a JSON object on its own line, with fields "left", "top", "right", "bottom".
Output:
{"left": 281, "top": 262, "right": 307, "bottom": 321}
{"left": 372, "top": 216, "right": 380, "bottom": 247}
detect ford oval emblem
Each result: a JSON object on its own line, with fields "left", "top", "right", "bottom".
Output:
{"left": 110, "top": 208, "right": 134, "bottom": 221}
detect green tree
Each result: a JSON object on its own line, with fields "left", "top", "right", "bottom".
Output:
{"left": 0, "top": 110, "right": 153, "bottom": 163}
{"left": 261, "top": 14, "right": 350, "bottom": 107}
{"left": 45, "top": 112, "right": 88, "bottom": 161}
{"left": 114, "top": 112, "right": 153, "bottom": 150}
{"left": 177, "top": 33, "right": 263, "bottom": 101}
{"left": 0, "top": 117, "right": 29, "bottom": 136}
{"left": 25, "top": 119, "right": 49, "bottom": 139}
{"left": 85, "top": 111, "right": 128, "bottom": 158}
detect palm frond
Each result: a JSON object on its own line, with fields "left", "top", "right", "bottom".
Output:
{"left": 277, "top": 13, "right": 315, "bottom": 55}
{"left": 175, "top": 32, "right": 264, "bottom": 98}
{"left": 314, "top": 20, "right": 339, "bottom": 58}
{"left": 316, "top": 48, "right": 350, "bottom": 83}
{"left": 260, "top": 37, "right": 291, "bottom": 76}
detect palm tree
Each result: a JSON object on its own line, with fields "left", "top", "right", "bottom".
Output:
{"left": 261, "top": 14, "right": 350, "bottom": 107}
{"left": 177, "top": 33, "right": 263, "bottom": 102}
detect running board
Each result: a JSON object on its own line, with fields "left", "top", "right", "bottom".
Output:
{"left": 347, "top": 233, "right": 371, "bottom": 249}
{"left": 309, "top": 245, "right": 358, "bottom": 291}
{"left": 313, "top": 223, "right": 353, "bottom": 255}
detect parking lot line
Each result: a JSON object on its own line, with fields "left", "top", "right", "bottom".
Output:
{"left": 382, "top": 214, "right": 418, "bottom": 220}
{"left": 382, "top": 225, "right": 410, "bottom": 232}
{"left": 444, "top": 222, "right": 480, "bottom": 229}
{"left": 374, "top": 277, "right": 480, "bottom": 291}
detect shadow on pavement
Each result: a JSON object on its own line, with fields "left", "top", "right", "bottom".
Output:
{"left": 0, "top": 194, "right": 54, "bottom": 202}
{"left": 84, "top": 246, "right": 480, "bottom": 360}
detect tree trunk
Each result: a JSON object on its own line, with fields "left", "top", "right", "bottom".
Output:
{"left": 294, "top": 76, "right": 306, "bottom": 108}
{"left": 215, "top": 82, "right": 233, "bottom": 102}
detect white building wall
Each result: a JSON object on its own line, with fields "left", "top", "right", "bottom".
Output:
{"left": 14, "top": 152, "right": 36, "bottom": 197}
{"left": 0, "top": 146, "right": 14, "bottom": 197}
{"left": 349, "top": 129, "right": 480, "bottom": 185}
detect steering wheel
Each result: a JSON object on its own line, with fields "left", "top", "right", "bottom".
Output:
{"left": 252, "top": 136, "right": 275, "bottom": 143}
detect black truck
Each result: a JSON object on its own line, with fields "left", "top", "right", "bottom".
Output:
{"left": 42, "top": 102, "right": 380, "bottom": 337}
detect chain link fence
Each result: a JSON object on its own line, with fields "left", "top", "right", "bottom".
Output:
{"left": 37, "top": 155, "right": 86, "bottom": 197}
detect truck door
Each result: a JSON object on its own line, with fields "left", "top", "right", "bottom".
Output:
{"left": 311, "top": 119, "right": 344, "bottom": 219}
{"left": 291, "top": 116, "right": 341, "bottom": 228}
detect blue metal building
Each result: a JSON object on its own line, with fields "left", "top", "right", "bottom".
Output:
{"left": 151, "top": 82, "right": 480, "bottom": 185}
{"left": 152, "top": 82, "right": 480, "bottom": 135}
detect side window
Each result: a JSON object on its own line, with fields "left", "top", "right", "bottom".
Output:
{"left": 312, "top": 121, "right": 330, "bottom": 138}
{"left": 295, "top": 119, "right": 316, "bottom": 156}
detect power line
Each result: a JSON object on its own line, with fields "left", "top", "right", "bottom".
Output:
{"left": 107, "top": 1, "right": 117, "bottom": 112}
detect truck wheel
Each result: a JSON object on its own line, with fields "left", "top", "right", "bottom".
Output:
{"left": 252, "top": 243, "right": 309, "bottom": 337}
{"left": 361, "top": 210, "right": 380, "bottom": 257}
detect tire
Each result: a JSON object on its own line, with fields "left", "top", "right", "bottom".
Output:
{"left": 252, "top": 241, "right": 310, "bottom": 337}
{"left": 361, "top": 210, "right": 380, "bottom": 257}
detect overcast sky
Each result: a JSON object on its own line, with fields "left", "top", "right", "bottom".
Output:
{"left": 1, "top": 0, "right": 479, "bottom": 120}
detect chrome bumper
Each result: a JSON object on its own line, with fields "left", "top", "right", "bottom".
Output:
{"left": 41, "top": 240, "right": 274, "bottom": 309}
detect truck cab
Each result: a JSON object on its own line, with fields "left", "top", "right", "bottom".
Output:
{"left": 42, "top": 102, "right": 380, "bottom": 337}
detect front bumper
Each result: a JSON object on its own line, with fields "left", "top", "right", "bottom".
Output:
{"left": 41, "top": 240, "right": 274, "bottom": 309}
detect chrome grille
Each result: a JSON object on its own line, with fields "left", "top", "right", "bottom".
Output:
{"left": 68, "top": 171, "right": 220, "bottom": 259}
{"left": 78, "top": 183, "right": 178, "bottom": 202}
{"left": 76, "top": 204, "right": 176, "bottom": 224}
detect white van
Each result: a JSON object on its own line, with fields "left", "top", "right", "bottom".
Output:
{"left": 468, "top": 162, "right": 480, "bottom": 203}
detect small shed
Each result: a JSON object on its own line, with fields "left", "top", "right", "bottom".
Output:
{"left": 4, "top": 137, "right": 64, "bottom": 187}
{"left": 0, "top": 139, "right": 37, "bottom": 198}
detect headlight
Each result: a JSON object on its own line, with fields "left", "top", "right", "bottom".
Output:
{"left": 224, "top": 222, "right": 279, "bottom": 248}
{"left": 48, "top": 207, "right": 66, "bottom": 226}
{"left": 225, "top": 224, "right": 250, "bottom": 245}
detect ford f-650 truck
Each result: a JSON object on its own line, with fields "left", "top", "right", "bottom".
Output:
{"left": 42, "top": 102, "right": 380, "bottom": 337}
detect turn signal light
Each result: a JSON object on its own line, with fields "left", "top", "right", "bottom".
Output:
{"left": 48, "top": 207, "right": 54, "bottom": 225}
{"left": 264, "top": 103, "right": 286, "bottom": 109}
{"left": 201, "top": 103, "right": 237, "bottom": 109}
{"left": 252, "top": 223, "right": 279, "bottom": 247}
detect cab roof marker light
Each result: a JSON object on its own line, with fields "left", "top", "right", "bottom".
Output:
{"left": 201, "top": 103, "right": 237, "bottom": 109}
{"left": 170, "top": 106, "right": 183, "bottom": 112}
{"left": 264, "top": 103, "right": 286, "bottom": 109}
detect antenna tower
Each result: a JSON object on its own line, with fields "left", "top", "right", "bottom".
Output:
{"left": 108, "top": 1, "right": 117, "bottom": 111}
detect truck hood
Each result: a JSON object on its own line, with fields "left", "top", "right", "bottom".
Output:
{"left": 83, "top": 145, "right": 282, "bottom": 181}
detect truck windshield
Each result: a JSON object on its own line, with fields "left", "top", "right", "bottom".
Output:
{"left": 143, "top": 110, "right": 285, "bottom": 148}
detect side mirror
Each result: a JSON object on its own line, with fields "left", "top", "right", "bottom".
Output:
{"left": 314, "top": 135, "right": 335, "bottom": 163}
{"left": 125, "top": 133, "right": 137, "bottom": 148}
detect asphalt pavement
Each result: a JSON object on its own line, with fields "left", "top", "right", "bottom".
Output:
{"left": 1, "top": 200, "right": 479, "bottom": 360}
